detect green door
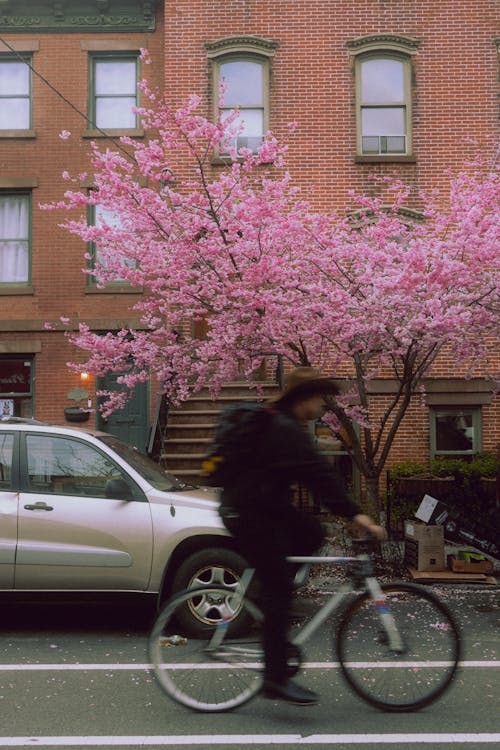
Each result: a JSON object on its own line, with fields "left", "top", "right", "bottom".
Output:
{"left": 96, "top": 372, "right": 150, "bottom": 453}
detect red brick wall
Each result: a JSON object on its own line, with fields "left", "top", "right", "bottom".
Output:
{"left": 163, "top": 0, "right": 499, "bottom": 208}
{"left": 162, "top": 0, "right": 500, "bottom": 477}
{"left": 0, "top": 8, "right": 164, "bottom": 425}
{"left": 1, "top": 2, "right": 498, "bottom": 479}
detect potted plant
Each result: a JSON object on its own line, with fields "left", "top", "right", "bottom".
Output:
{"left": 64, "top": 388, "right": 90, "bottom": 422}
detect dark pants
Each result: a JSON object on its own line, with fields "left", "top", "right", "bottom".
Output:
{"left": 222, "top": 508, "right": 325, "bottom": 683}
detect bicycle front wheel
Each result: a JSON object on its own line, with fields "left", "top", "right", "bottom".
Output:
{"left": 149, "top": 586, "right": 264, "bottom": 712}
{"left": 337, "top": 583, "right": 460, "bottom": 712}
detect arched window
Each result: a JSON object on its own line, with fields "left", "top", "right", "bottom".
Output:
{"left": 205, "top": 36, "right": 278, "bottom": 156}
{"left": 347, "top": 35, "right": 420, "bottom": 160}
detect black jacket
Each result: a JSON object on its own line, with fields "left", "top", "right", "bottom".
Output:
{"left": 220, "top": 406, "right": 360, "bottom": 521}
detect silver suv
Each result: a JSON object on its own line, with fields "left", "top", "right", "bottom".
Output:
{"left": 0, "top": 418, "right": 246, "bottom": 630}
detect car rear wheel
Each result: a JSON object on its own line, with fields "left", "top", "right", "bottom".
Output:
{"left": 170, "top": 548, "right": 254, "bottom": 636}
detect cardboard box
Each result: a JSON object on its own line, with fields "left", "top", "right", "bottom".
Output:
{"left": 415, "top": 495, "right": 500, "bottom": 561}
{"left": 447, "top": 555, "right": 494, "bottom": 575}
{"left": 404, "top": 521, "right": 444, "bottom": 544}
{"left": 404, "top": 538, "right": 446, "bottom": 572}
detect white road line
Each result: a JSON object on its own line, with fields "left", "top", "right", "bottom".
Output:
{"left": 0, "top": 660, "right": 498, "bottom": 670}
{"left": 0, "top": 733, "right": 499, "bottom": 746}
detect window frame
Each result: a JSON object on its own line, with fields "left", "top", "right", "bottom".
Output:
{"left": 88, "top": 52, "right": 140, "bottom": 133}
{"left": 206, "top": 36, "right": 278, "bottom": 162}
{"left": 347, "top": 35, "right": 420, "bottom": 163}
{"left": 355, "top": 51, "right": 412, "bottom": 157}
{"left": 0, "top": 191, "right": 32, "bottom": 288}
{"left": 0, "top": 355, "right": 34, "bottom": 418}
{"left": 85, "top": 202, "right": 138, "bottom": 292}
{"left": 0, "top": 52, "right": 33, "bottom": 133}
{"left": 21, "top": 432, "right": 145, "bottom": 501}
{"left": 213, "top": 53, "right": 269, "bottom": 156}
{"left": 430, "top": 407, "right": 482, "bottom": 460}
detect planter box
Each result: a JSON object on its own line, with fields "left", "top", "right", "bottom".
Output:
{"left": 64, "top": 406, "right": 90, "bottom": 423}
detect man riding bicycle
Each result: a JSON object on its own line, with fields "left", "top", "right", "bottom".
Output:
{"left": 219, "top": 366, "right": 386, "bottom": 705}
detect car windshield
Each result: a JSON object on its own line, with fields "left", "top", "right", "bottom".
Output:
{"left": 98, "top": 435, "right": 196, "bottom": 492}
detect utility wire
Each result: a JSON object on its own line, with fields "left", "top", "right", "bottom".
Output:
{"left": 0, "top": 34, "right": 137, "bottom": 164}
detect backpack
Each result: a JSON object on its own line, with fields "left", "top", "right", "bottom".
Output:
{"left": 201, "top": 401, "right": 275, "bottom": 485}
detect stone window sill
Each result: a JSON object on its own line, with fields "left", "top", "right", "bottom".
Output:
{"left": 0, "top": 130, "right": 36, "bottom": 139}
{"left": 0, "top": 285, "right": 34, "bottom": 295}
{"left": 355, "top": 154, "right": 416, "bottom": 164}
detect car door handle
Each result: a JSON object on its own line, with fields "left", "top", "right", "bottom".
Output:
{"left": 24, "top": 502, "right": 54, "bottom": 511}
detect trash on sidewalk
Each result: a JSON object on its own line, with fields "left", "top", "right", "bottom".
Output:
{"left": 415, "top": 495, "right": 500, "bottom": 561}
{"left": 407, "top": 567, "right": 497, "bottom": 585}
{"left": 447, "top": 554, "right": 494, "bottom": 575}
{"left": 403, "top": 521, "right": 446, "bottom": 572}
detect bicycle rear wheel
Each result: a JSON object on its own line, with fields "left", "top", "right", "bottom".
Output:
{"left": 149, "top": 586, "right": 264, "bottom": 712}
{"left": 337, "top": 583, "right": 460, "bottom": 712}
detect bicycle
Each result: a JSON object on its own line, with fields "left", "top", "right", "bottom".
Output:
{"left": 148, "top": 552, "right": 461, "bottom": 713}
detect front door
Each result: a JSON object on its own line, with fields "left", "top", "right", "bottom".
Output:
{"left": 15, "top": 432, "right": 153, "bottom": 590}
{"left": 97, "top": 372, "right": 149, "bottom": 453}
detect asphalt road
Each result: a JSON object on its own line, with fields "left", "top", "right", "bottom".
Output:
{"left": 0, "top": 585, "right": 498, "bottom": 749}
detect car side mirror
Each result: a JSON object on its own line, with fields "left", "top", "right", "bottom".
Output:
{"left": 105, "top": 478, "right": 133, "bottom": 500}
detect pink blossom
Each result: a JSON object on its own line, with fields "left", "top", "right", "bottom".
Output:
{"left": 59, "top": 130, "right": 71, "bottom": 140}
{"left": 50, "top": 88, "right": 499, "bottom": 511}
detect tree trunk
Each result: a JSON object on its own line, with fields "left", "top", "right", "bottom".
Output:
{"left": 364, "top": 474, "right": 382, "bottom": 519}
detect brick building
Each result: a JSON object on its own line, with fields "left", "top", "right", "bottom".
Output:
{"left": 0, "top": 0, "right": 164, "bottom": 451}
{"left": 1, "top": 1, "right": 498, "bottom": 498}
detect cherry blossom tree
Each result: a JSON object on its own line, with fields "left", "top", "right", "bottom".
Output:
{"left": 46, "top": 76, "right": 500, "bottom": 512}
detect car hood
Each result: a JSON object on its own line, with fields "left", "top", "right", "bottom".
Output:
{"left": 149, "top": 484, "right": 221, "bottom": 509}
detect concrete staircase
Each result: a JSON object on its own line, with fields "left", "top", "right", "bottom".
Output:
{"left": 160, "top": 382, "right": 280, "bottom": 483}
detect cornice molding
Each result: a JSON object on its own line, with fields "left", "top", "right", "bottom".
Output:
{"left": 205, "top": 35, "right": 279, "bottom": 59}
{"left": 0, "top": 0, "right": 158, "bottom": 33}
{"left": 346, "top": 34, "right": 421, "bottom": 55}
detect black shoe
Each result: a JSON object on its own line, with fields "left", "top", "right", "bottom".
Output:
{"left": 262, "top": 678, "right": 319, "bottom": 705}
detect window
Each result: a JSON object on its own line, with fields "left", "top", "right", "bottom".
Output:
{"left": 347, "top": 35, "right": 419, "bottom": 159}
{"left": 87, "top": 203, "right": 134, "bottom": 285}
{"left": 90, "top": 55, "right": 139, "bottom": 130}
{"left": 205, "top": 36, "right": 278, "bottom": 157}
{"left": 358, "top": 55, "right": 409, "bottom": 155}
{"left": 0, "top": 356, "right": 34, "bottom": 418}
{"left": 0, "top": 193, "right": 30, "bottom": 284}
{"left": 0, "top": 55, "right": 32, "bottom": 130}
{"left": 25, "top": 434, "right": 141, "bottom": 499}
{"left": 430, "top": 408, "right": 482, "bottom": 460}
{"left": 218, "top": 57, "right": 266, "bottom": 154}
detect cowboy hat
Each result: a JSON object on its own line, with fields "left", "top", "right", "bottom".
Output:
{"left": 274, "top": 366, "right": 339, "bottom": 407}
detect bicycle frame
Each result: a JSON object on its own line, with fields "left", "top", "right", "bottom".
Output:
{"left": 219, "top": 554, "right": 405, "bottom": 654}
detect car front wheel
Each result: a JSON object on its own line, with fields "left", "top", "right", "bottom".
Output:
{"left": 170, "top": 548, "right": 254, "bottom": 636}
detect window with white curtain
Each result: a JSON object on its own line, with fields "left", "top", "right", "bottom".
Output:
{"left": 0, "top": 193, "right": 30, "bottom": 284}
